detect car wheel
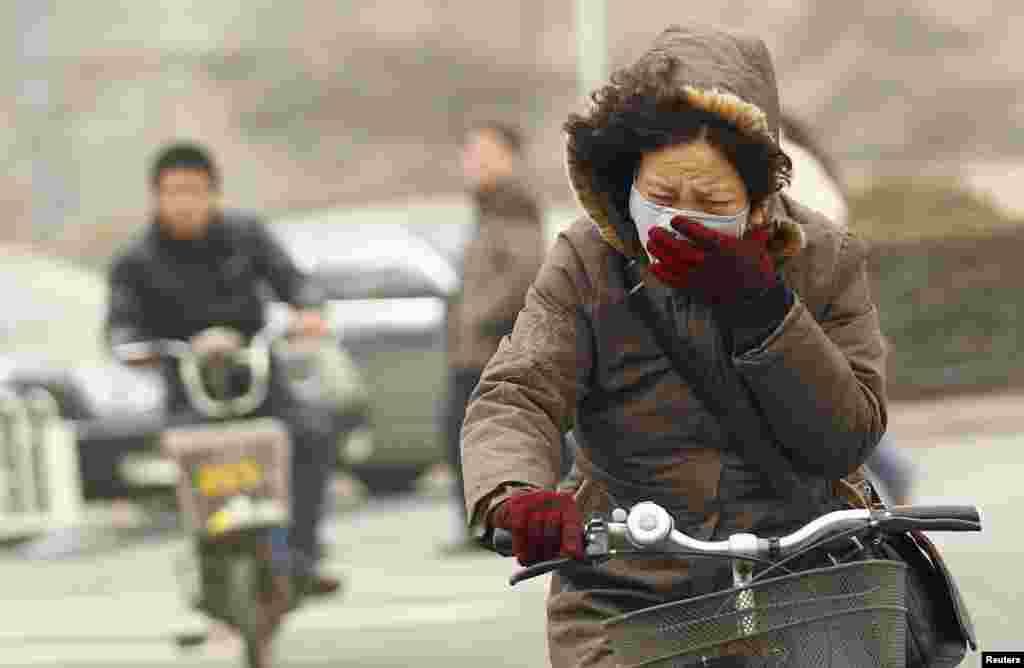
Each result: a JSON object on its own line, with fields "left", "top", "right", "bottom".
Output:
{"left": 348, "top": 464, "right": 431, "bottom": 495}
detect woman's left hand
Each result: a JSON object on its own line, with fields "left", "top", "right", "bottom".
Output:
{"left": 646, "top": 217, "right": 776, "bottom": 305}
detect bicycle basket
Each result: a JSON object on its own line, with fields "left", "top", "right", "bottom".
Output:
{"left": 603, "top": 559, "right": 907, "bottom": 667}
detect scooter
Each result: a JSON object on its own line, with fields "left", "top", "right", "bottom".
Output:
{"left": 114, "top": 316, "right": 300, "bottom": 668}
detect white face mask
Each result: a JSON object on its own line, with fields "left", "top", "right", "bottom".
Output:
{"left": 628, "top": 184, "right": 749, "bottom": 257}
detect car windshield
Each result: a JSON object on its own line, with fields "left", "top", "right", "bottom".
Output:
{"left": 0, "top": 246, "right": 108, "bottom": 366}
{"left": 271, "top": 196, "right": 583, "bottom": 296}
{"left": 271, "top": 215, "right": 460, "bottom": 300}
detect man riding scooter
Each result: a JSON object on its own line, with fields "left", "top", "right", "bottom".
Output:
{"left": 103, "top": 142, "right": 342, "bottom": 643}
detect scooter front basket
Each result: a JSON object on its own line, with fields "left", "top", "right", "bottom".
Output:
{"left": 161, "top": 417, "right": 292, "bottom": 537}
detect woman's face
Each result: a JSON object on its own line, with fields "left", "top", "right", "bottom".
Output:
{"left": 634, "top": 139, "right": 756, "bottom": 220}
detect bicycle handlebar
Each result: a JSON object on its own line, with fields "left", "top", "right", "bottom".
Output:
{"left": 111, "top": 320, "right": 293, "bottom": 419}
{"left": 493, "top": 501, "right": 981, "bottom": 584}
{"left": 111, "top": 317, "right": 293, "bottom": 365}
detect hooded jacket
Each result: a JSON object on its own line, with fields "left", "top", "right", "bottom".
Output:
{"left": 459, "top": 24, "right": 887, "bottom": 667}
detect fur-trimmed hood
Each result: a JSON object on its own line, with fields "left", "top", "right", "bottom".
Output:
{"left": 566, "top": 24, "right": 807, "bottom": 261}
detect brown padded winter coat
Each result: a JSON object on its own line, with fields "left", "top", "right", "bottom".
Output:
{"left": 459, "top": 24, "right": 887, "bottom": 668}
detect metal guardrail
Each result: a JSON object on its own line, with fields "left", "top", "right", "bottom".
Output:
{"left": 0, "top": 384, "right": 83, "bottom": 537}
{"left": 0, "top": 385, "right": 33, "bottom": 514}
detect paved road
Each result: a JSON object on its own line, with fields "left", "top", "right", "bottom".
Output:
{"left": 0, "top": 425, "right": 1019, "bottom": 666}
{"left": 0, "top": 488, "right": 549, "bottom": 668}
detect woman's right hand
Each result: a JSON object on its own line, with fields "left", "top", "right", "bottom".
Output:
{"left": 491, "top": 490, "right": 584, "bottom": 566}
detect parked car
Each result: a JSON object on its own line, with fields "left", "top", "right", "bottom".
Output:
{"left": 267, "top": 212, "right": 455, "bottom": 492}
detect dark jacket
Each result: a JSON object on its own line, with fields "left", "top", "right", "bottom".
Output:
{"left": 104, "top": 210, "right": 324, "bottom": 348}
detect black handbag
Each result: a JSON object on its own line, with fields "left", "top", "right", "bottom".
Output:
{"left": 864, "top": 528, "right": 978, "bottom": 667}
{"left": 617, "top": 252, "right": 978, "bottom": 667}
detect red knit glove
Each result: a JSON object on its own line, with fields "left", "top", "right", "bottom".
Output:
{"left": 646, "top": 218, "right": 777, "bottom": 305}
{"left": 491, "top": 490, "right": 584, "bottom": 566}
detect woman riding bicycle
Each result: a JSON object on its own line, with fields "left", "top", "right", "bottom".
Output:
{"left": 460, "top": 23, "right": 887, "bottom": 667}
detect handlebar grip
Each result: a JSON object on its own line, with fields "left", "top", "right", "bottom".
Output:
{"left": 883, "top": 505, "right": 982, "bottom": 532}
{"left": 492, "top": 528, "right": 515, "bottom": 557}
{"left": 509, "top": 558, "right": 573, "bottom": 586}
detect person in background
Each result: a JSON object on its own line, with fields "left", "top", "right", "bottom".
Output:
{"left": 104, "top": 142, "right": 342, "bottom": 645}
{"left": 440, "top": 121, "right": 546, "bottom": 555}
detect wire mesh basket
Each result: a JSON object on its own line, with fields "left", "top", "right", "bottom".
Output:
{"left": 603, "top": 559, "right": 907, "bottom": 667}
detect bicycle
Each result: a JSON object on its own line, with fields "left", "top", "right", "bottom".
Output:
{"left": 495, "top": 501, "right": 981, "bottom": 667}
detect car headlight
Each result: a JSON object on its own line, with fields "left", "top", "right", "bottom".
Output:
{"left": 339, "top": 426, "right": 374, "bottom": 464}
{"left": 72, "top": 363, "right": 166, "bottom": 417}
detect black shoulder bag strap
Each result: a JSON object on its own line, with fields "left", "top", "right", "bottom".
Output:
{"left": 619, "top": 253, "right": 807, "bottom": 501}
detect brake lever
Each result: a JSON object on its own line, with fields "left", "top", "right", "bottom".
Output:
{"left": 508, "top": 558, "right": 577, "bottom": 586}
{"left": 503, "top": 516, "right": 612, "bottom": 586}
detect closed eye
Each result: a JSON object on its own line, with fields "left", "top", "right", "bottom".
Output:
{"left": 647, "top": 192, "right": 676, "bottom": 205}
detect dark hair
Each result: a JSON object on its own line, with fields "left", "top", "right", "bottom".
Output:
{"left": 150, "top": 141, "right": 220, "bottom": 190}
{"left": 465, "top": 121, "right": 525, "bottom": 156}
{"left": 565, "top": 56, "right": 792, "bottom": 219}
